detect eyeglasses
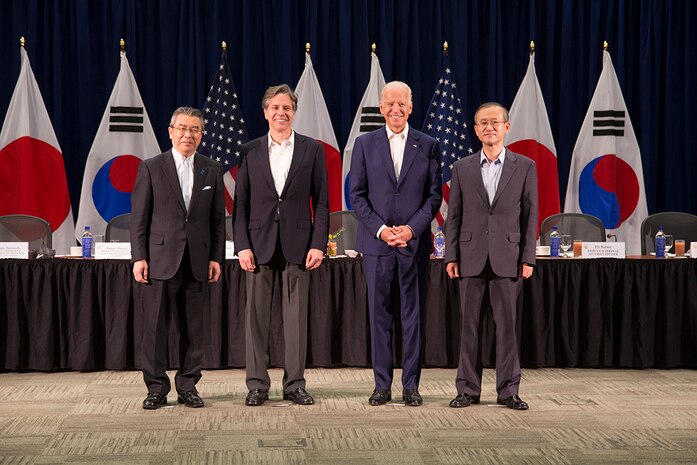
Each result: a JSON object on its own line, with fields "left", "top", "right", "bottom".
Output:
{"left": 475, "top": 120, "right": 506, "bottom": 128}
{"left": 170, "top": 125, "right": 202, "bottom": 135}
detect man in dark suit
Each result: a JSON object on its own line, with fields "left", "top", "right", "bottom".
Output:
{"left": 131, "top": 107, "right": 226, "bottom": 409}
{"left": 444, "top": 102, "right": 538, "bottom": 410}
{"left": 233, "top": 84, "right": 328, "bottom": 406}
{"left": 350, "top": 81, "right": 442, "bottom": 406}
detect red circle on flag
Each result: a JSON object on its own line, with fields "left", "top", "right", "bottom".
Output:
{"left": 0, "top": 136, "right": 71, "bottom": 232}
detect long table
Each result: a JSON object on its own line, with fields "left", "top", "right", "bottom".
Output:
{"left": 1, "top": 257, "right": 696, "bottom": 371}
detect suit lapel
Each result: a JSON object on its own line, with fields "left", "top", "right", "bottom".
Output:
{"left": 281, "top": 134, "right": 306, "bottom": 197}
{"left": 255, "top": 137, "right": 276, "bottom": 193}
{"left": 160, "top": 151, "right": 187, "bottom": 212}
{"left": 397, "top": 131, "right": 419, "bottom": 186}
{"left": 468, "top": 151, "right": 490, "bottom": 208}
{"left": 492, "top": 150, "right": 517, "bottom": 207}
{"left": 187, "top": 154, "right": 207, "bottom": 212}
{"left": 376, "top": 130, "right": 398, "bottom": 186}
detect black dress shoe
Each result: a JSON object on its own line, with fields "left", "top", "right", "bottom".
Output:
{"left": 177, "top": 391, "right": 204, "bottom": 408}
{"left": 403, "top": 389, "right": 423, "bottom": 406}
{"left": 497, "top": 394, "right": 529, "bottom": 410}
{"left": 283, "top": 387, "right": 314, "bottom": 405}
{"left": 449, "top": 393, "right": 481, "bottom": 408}
{"left": 245, "top": 389, "right": 269, "bottom": 406}
{"left": 142, "top": 392, "right": 167, "bottom": 410}
{"left": 368, "top": 389, "right": 392, "bottom": 406}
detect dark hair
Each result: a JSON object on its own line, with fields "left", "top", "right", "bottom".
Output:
{"left": 261, "top": 84, "right": 298, "bottom": 111}
{"left": 474, "top": 102, "right": 509, "bottom": 122}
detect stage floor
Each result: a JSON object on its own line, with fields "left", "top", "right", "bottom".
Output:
{"left": 1, "top": 368, "right": 696, "bottom": 464}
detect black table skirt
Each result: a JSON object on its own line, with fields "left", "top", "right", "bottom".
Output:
{"left": 1, "top": 257, "right": 696, "bottom": 371}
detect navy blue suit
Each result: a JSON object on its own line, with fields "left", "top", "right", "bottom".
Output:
{"left": 350, "top": 126, "right": 441, "bottom": 390}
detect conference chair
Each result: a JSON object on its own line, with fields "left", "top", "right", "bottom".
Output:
{"left": 640, "top": 211, "right": 697, "bottom": 255}
{"left": 328, "top": 211, "right": 358, "bottom": 255}
{"left": 0, "top": 214, "right": 52, "bottom": 254}
{"left": 539, "top": 213, "right": 606, "bottom": 246}
{"left": 105, "top": 213, "right": 132, "bottom": 242}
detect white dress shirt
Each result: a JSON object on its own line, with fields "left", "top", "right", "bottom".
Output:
{"left": 377, "top": 124, "right": 410, "bottom": 239}
{"left": 268, "top": 131, "right": 295, "bottom": 196}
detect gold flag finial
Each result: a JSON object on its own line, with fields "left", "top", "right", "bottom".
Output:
{"left": 20, "top": 36, "right": 25, "bottom": 47}
{"left": 305, "top": 42, "right": 311, "bottom": 54}
{"left": 603, "top": 40, "right": 608, "bottom": 51}
{"left": 371, "top": 43, "right": 376, "bottom": 54}
{"left": 222, "top": 41, "right": 227, "bottom": 50}
{"left": 443, "top": 41, "right": 448, "bottom": 53}
{"left": 530, "top": 40, "right": 535, "bottom": 54}
{"left": 120, "top": 38, "right": 125, "bottom": 52}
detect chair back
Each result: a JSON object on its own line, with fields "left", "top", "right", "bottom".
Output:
{"left": 328, "top": 211, "right": 358, "bottom": 255}
{"left": 0, "top": 214, "right": 52, "bottom": 252}
{"left": 105, "top": 213, "right": 132, "bottom": 242}
{"left": 640, "top": 212, "right": 697, "bottom": 254}
{"left": 540, "top": 213, "right": 606, "bottom": 245}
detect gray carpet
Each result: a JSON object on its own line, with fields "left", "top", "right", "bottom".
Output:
{"left": 1, "top": 368, "right": 696, "bottom": 464}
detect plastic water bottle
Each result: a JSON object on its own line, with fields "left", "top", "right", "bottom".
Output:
{"left": 82, "top": 226, "right": 93, "bottom": 258}
{"left": 549, "top": 226, "right": 560, "bottom": 257}
{"left": 434, "top": 227, "right": 445, "bottom": 258}
{"left": 655, "top": 226, "right": 666, "bottom": 258}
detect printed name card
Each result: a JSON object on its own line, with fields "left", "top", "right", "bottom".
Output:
{"left": 0, "top": 242, "right": 29, "bottom": 259}
{"left": 581, "top": 242, "right": 625, "bottom": 259}
{"left": 226, "top": 241, "right": 238, "bottom": 259}
{"left": 94, "top": 242, "right": 131, "bottom": 259}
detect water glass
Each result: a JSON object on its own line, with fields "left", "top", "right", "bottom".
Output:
{"left": 560, "top": 235, "right": 572, "bottom": 257}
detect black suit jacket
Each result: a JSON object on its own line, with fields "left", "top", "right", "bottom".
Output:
{"left": 131, "top": 150, "right": 226, "bottom": 281}
{"left": 233, "top": 133, "right": 329, "bottom": 265}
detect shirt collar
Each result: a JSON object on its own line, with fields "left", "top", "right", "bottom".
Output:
{"left": 385, "top": 123, "right": 409, "bottom": 140}
{"left": 172, "top": 147, "right": 195, "bottom": 164}
{"left": 480, "top": 147, "right": 506, "bottom": 166}
{"left": 268, "top": 130, "right": 295, "bottom": 149}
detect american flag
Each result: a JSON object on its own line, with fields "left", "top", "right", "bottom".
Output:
{"left": 199, "top": 48, "right": 249, "bottom": 215}
{"left": 422, "top": 52, "right": 473, "bottom": 234}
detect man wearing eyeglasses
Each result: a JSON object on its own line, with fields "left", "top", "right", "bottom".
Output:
{"left": 444, "top": 102, "right": 538, "bottom": 411}
{"left": 131, "top": 107, "right": 226, "bottom": 410}
{"left": 233, "top": 84, "right": 328, "bottom": 406}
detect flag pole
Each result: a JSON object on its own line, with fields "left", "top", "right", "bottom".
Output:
{"left": 222, "top": 40, "right": 226, "bottom": 51}
{"left": 603, "top": 40, "right": 608, "bottom": 51}
{"left": 443, "top": 41, "right": 448, "bottom": 54}
{"left": 20, "top": 36, "right": 25, "bottom": 48}
{"left": 305, "top": 42, "right": 310, "bottom": 54}
{"left": 120, "top": 38, "right": 125, "bottom": 52}
{"left": 371, "top": 43, "right": 376, "bottom": 54}
{"left": 530, "top": 40, "right": 535, "bottom": 55}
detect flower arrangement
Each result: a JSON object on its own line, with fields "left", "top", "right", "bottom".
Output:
{"left": 328, "top": 227, "right": 345, "bottom": 242}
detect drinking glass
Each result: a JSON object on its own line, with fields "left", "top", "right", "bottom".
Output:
{"left": 560, "top": 235, "right": 572, "bottom": 257}
{"left": 664, "top": 235, "right": 674, "bottom": 255}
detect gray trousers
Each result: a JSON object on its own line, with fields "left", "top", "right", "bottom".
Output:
{"left": 245, "top": 260, "right": 309, "bottom": 393}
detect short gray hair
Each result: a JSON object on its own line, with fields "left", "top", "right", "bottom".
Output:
{"left": 381, "top": 81, "right": 412, "bottom": 102}
{"left": 474, "top": 102, "right": 509, "bottom": 123}
{"left": 261, "top": 84, "right": 298, "bottom": 111}
{"left": 169, "top": 106, "right": 205, "bottom": 129}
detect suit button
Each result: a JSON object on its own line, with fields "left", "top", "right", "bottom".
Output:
{"left": 485, "top": 230, "right": 489, "bottom": 234}
{"left": 395, "top": 192, "right": 400, "bottom": 196}
{"left": 489, "top": 211, "right": 493, "bottom": 216}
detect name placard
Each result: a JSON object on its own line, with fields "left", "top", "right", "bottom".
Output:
{"left": 581, "top": 242, "right": 625, "bottom": 259}
{"left": 0, "top": 242, "right": 29, "bottom": 259}
{"left": 225, "top": 241, "right": 238, "bottom": 259}
{"left": 94, "top": 242, "right": 131, "bottom": 260}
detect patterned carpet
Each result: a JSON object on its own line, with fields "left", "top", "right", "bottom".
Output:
{"left": 1, "top": 368, "right": 696, "bottom": 464}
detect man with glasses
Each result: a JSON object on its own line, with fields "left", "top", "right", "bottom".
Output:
{"left": 233, "top": 84, "right": 328, "bottom": 406}
{"left": 131, "top": 107, "right": 226, "bottom": 409}
{"left": 444, "top": 102, "right": 538, "bottom": 410}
